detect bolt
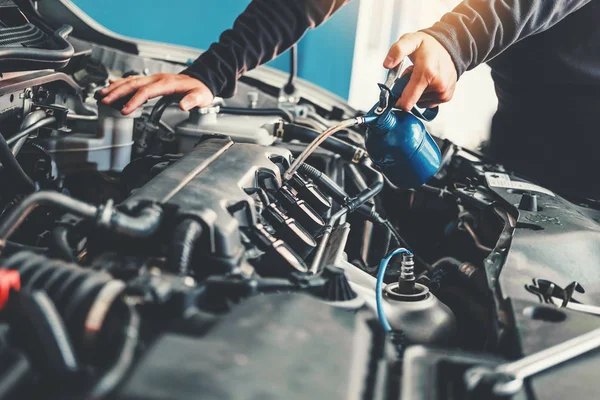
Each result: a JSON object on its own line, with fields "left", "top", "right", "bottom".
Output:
{"left": 20, "top": 88, "right": 33, "bottom": 100}
{"left": 248, "top": 91, "right": 259, "bottom": 109}
{"left": 183, "top": 276, "right": 195, "bottom": 287}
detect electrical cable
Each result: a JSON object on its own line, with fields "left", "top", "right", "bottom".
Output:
{"left": 309, "top": 207, "right": 348, "bottom": 274}
{"left": 382, "top": 219, "right": 431, "bottom": 271}
{"left": 377, "top": 247, "right": 411, "bottom": 332}
{"left": 463, "top": 222, "right": 493, "bottom": 253}
{"left": 283, "top": 44, "right": 297, "bottom": 95}
{"left": 345, "top": 161, "right": 384, "bottom": 212}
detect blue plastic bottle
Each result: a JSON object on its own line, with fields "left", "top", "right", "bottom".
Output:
{"left": 364, "top": 74, "right": 442, "bottom": 189}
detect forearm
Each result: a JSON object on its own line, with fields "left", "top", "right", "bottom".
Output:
{"left": 183, "top": 0, "right": 348, "bottom": 98}
{"left": 422, "top": 0, "right": 592, "bottom": 77}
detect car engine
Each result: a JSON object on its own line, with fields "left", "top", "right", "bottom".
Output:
{"left": 3, "top": 2, "right": 600, "bottom": 400}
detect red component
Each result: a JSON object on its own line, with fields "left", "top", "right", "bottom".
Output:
{"left": 0, "top": 269, "right": 20, "bottom": 311}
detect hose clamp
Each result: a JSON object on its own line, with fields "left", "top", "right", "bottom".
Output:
{"left": 275, "top": 121, "right": 285, "bottom": 138}
{"left": 97, "top": 199, "right": 114, "bottom": 229}
{"left": 352, "top": 148, "right": 367, "bottom": 163}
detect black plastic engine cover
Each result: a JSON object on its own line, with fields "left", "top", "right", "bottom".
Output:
{"left": 121, "top": 136, "right": 291, "bottom": 273}
{"left": 113, "top": 294, "right": 387, "bottom": 400}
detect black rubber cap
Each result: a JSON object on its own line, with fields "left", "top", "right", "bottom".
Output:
{"left": 319, "top": 266, "right": 357, "bottom": 302}
{"left": 518, "top": 192, "right": 538, "bottom": 212}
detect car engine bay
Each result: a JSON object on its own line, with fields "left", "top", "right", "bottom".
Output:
{"left": 2, "top": 1, "right": 600, "bottom": 400}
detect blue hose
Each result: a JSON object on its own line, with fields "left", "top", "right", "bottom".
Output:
{"left": 376, "top": 247, "right": 411, "bottom": 332}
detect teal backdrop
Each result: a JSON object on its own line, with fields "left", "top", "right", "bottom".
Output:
{"left": 72, "top": 0, "right": 361, "bottom": 99}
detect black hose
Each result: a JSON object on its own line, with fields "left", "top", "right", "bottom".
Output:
{"left": 284, "top": 45, "right": 297, "bottom": 95}
{"left": 0, "top": 191, "right": 164, "bottom": 248}
{"left": 367, "top": 224, "right": 392, "bottom": 267}
{"left": 4, "top": 241, "right": 48, "bottom": 256}
{"left": 51, "top": 226, "right": 76, "bottom": 262}
{"left": 382, "top": 219, "right": 431, "bottom": 271}
{"left": 219, "top": 106, "right": 293, "bottom": 123}
{"left": 0, "top": 192, "right": 98, "bottom": 242}
{"left": 107, "top": 204, "right": 163, "bottom": 238}
{"left": 149, "top": 95, "right": 173, "bottom": 124}
{"left": 346, "top": 162, "right": 384, "bottom": 213}
{"left": 0, "top": 130, "right": 35, "bottom": 193}
{"left": 167, "top": 219, "right": 203, "bottom": 276}
{"left": 383, "top": 220, "right": 411, "bottom": 252}
{"left": 280, "top": 123, "right": 364, "bottom": 162}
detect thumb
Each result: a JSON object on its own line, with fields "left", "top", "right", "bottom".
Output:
{"left": 384, "top": 33, "right": 423, "bottom": 69}
{"left": 180, "top": 88, "right": 213, "bottom": 111}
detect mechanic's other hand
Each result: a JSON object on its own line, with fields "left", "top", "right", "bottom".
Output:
{"left": 100, "top": 73, "right": 214, "bottom": 115}
{"left": 384, "top": 32, "right": 457, "bottom": 111}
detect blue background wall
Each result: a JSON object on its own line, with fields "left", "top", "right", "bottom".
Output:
{"left": 72, "top": 0, "right": 360, "bottom": 99}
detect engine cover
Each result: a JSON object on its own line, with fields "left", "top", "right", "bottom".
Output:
{"left": 121, "top": 136, "right": 291, "bottom": 273}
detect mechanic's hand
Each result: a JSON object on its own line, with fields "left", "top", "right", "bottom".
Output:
{"left": 384, "top": 32, "right": 457, "bottom": 111}
{"left": 100, "top": 73, "right": 214, "bottom": 115}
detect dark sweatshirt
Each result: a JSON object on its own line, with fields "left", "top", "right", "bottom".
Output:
{"left": 183, "top": 0, "right": 599, "bottom": 101}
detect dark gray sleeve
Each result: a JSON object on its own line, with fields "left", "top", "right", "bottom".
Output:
{"left": 182, "top": 0, "right": 349, "bottom": 98}
{"left": 421, "top": 0, "right": 593, "bottom": 77}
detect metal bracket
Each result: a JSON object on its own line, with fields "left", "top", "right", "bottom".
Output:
{"left": 526, "top": 278, "right": 585, "bottom": 307}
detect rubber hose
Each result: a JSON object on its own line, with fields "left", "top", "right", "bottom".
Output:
{"left": 0, "top": 131, "right": 35, "bottom": 193}
{"left": 150, "top": 95, "right": 175, "bottom": 124}
{"left": 284, "top": 45, "right": 297, "bottom": 95}
{"left": 3, "top": 241, "right": 48, "bottom": 256}
{"left": 0, "top": 191, "right": 98, "bottom": 242}
{"left": 108, "top": 204, "right": 163, "bottom": 238}
{"left": 0, "top": 191, "right": 164, "bottom": 246}
{"left": 51, "top": 226, "right": 76, "bottom": 262}
{"left": 368, "top": 224, "right": 392, "bottom": 267}
{"left": 219, "top": 106, "right": 293, "bottom": 123}
{"left": 167, "top": 219, "right": 203, "bottom": 275}
{"left": 346, "top": 162, "right": 384, "bottom": 212}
